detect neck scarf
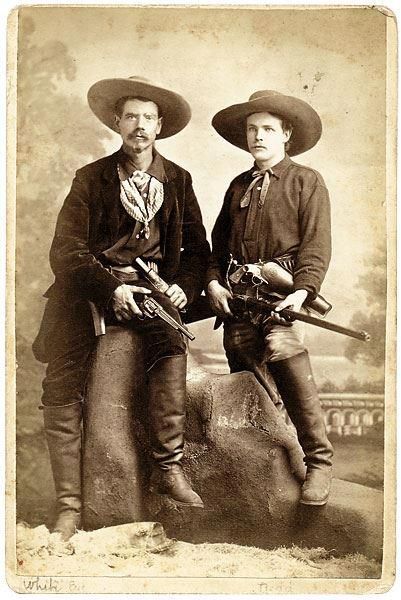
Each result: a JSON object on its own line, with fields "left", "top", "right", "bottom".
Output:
{"left": 117, "top": 164, "right": 164, "bottom": 239}
{"left": 240, "top": 168, "right": 273, "bottom": 209}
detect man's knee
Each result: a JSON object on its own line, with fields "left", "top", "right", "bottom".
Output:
{"left": 41, "top": 344, "right": 94, "bottom": 406}
{"left": 143, "top": 325, "right": 187, "bottom": 372}
{"left": 264, "top": 324, "right": 306, "bottom": 363}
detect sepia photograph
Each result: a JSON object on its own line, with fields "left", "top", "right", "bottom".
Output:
{"left": 6, "top": 2, "right": 397, "bottom": 595}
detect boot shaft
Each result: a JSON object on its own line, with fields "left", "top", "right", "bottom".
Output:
{"left": 42, "top": 401, "right": 83, "bottom": 515}
{"left": 147, "top": 354, "right": 187, "bottom": 467}
{"left": 269, "top": 352, "right": 333, "bottom": 468}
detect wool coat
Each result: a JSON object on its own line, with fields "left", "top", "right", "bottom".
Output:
{"left": 33, "top": 149, "right": 210, "bottom": 363}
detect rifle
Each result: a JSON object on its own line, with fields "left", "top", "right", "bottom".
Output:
{"left": 229, "top": 294, "right": 371, "bottom": 342}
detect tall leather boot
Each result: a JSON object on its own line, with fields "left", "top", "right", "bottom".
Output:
{"left": 269, "top": 351, "right": 333, "bottom": 506}
{"left": 147, "top": 355, "right": 204, "bottom": 508}
{"left": 42, "top": 401, "right": 83, "bottom": 540}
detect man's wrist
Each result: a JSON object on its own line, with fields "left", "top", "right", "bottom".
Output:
{"left": 293, "top": 289, "right": 308, "bottom": 303}
{"left": 111, "top": 283, "right": 124, "bottom": 296}
{"left": 207, "top": 279, "right": 223, "bottom": 292}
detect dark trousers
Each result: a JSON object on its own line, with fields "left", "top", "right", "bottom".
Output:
{"left": 223, "top": 317, "right": 306, "bottom": 370}
{"left": 41, "top": 288, "right": 186, "bottom": 407}
{"left": 223, "top": 317, "right": 307, "bottom": 407}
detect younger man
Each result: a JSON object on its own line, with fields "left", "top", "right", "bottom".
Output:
{"left": 206, "top": 90, "right": 333, "bottom": 505}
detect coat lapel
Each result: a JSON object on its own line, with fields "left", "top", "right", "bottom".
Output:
{"left": 157, "top": 155, "right": 178, "bottom": 257}
{"left": 158, "top": 155, "right": 177, "bottom": 223}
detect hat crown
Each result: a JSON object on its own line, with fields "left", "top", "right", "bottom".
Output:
{"left": 249, "top": 90, "right": 281, "bottom": 102}
{"left": 127, "top": 75, "right": 152, "bottom": 84}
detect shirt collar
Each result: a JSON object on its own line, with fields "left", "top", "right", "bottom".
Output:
{"left": 118, "top": 147, "right": 167, "bottom": 183}
{"left": 251, "top": 154, "right": 291, "bottom": 180}
{"left": 146, "top": 150, "right": 167, "bottom": 182}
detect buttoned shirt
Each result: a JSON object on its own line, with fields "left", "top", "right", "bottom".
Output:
{"left": 206, "top": 154, "right": 331, "bottom": 298}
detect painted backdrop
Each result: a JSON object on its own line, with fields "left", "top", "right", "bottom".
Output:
{"left": 16, "top": 6, "right": 391, "bottom": 419}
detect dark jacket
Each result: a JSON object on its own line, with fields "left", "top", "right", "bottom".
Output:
{"left": 33, "top": 149, "right": 210, "bottom": 362}
{"left": 206, "top": 155, "right": 331, "bottom": 299}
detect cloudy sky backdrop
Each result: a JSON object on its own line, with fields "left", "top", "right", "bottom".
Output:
{"left": 15, "top": 6, "right": 393, "bottom": 381}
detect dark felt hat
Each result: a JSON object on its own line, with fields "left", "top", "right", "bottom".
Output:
{"left": 212, "top": 90, "right": 322, "bottom": 156}
{"left": 87, "top": 75, "right": 191, "bottom": 138}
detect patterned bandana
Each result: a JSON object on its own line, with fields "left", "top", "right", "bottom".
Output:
{"left": 117, "top": 164, "right": 164, "bottom": 239}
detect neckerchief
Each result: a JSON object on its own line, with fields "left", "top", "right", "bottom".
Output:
{"left": 117, "top": 164, "right": 164, "bottom": 239}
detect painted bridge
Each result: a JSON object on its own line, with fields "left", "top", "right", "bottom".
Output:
{"left": 193, "top": 352, "right": 385, "bottom": 437}
{"left": 318, "top": 393, "right": 384, "bottom": 436}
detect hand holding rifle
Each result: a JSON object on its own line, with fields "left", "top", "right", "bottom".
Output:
{"left": 229, "top": 294, "right": 371, "bottom": 342}
{"left": 270, "top": 289, "right": 308, "bottom": 326}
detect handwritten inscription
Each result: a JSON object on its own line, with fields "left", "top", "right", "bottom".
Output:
{"left": 23, "top": 577, "right": 80, "bottom": 593}
{"left": 24, "top": 577, "right": 60, "bottom": 592}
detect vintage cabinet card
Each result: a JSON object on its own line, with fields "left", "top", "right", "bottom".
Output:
{"left": 5, "top": 2, "right": 397, "bottom": 595}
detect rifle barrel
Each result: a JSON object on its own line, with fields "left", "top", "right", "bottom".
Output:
{"left": 283, "top": 308, "right": 370, "bottom": 341}
{"left": 234, "top": 296, "right": 370, "bottom": 342}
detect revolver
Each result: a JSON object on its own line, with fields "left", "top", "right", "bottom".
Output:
{"left": 140, "top": 297, "right": 195, "bottom": 341}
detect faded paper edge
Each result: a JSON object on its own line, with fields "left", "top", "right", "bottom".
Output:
{"left": 4, "top": 3, "right": 397, "bottom": 595}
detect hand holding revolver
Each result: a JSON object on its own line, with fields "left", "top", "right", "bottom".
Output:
{"left": 134, "top": 256, "right": 187, "bottom": 309}
{"left": 111, "top": 284, "right": 151, "bottom": 321}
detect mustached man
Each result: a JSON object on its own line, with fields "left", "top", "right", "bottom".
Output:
{"left": 33, "top": 76, "right": 210, "bottom": 540}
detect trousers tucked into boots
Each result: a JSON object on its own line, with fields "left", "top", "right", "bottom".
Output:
{"left": 147, "top": 354, "right": 204, "bottom": 508}
{"left": 268, "top": 351, "right": 333, "bottom": 505}
{"left": 42, "top": 352, "right": 203, "bottom": 541}
{"left": 42, "top": 401, "right": 83, "bottom": 540}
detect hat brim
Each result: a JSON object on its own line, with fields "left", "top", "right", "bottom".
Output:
{"left": 87, "top": 78, "right": 191, "bottom": 138}
{"left": 212, "top": 94, "right": 322, "bottom": 156}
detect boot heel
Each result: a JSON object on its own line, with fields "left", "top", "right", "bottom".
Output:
{"left": 300, "top": 467, "right": 332, "bottom": 506}
{"left": 150, "top": 465, "right": 204, "bottom": 508}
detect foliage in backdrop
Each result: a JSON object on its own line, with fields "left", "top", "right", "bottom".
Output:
{"left": 16, "top": 16, "right": 112, "bottom": 434}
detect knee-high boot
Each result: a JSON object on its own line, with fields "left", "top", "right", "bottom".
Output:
{"left": 147, "top": 355, "right": 203, "bottom": 508}
{"left": 269, "top": 351, "right": 333, "bottom": 505}
{"left": 41, "top": 401, "right": 82, "bottom": 539}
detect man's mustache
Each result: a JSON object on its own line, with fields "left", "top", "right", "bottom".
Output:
{"left": 128, "top": 130, "right": 149, "bottom": 140}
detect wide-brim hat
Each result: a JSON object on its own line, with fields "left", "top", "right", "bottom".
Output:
{"left": 212, "top": 90, "right": 322, "bottom": 156}
{"left": 87, "top": 76, "right": 191, "bottom": 138}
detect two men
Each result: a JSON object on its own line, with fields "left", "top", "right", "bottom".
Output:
{"left": 33, "top": 76, "right": 210, "bottom": 540}
{"left": 34, "top": 80, "right": 333, "bottom": 543}
{"left": 207, "top": 90, "right": 333, "bottom": 506}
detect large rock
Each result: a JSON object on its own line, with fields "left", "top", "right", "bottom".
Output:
{"left": 82, "top": 327, "right": 383, "bottom": 560}
{"left": 82, "top": 327, "right": 149, "bottom": 529}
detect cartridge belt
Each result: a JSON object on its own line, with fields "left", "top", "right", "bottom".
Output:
{"left": 106, "top": 261, "right": 159, "bottom": 284}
